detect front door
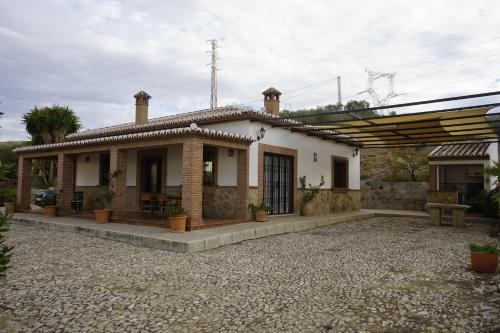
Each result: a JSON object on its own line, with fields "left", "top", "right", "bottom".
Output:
{"left": 264, "top": 153, "right": 294, "bottom": 215}
{"left": 143, "top": 156, "right": 162, "bottom": 193}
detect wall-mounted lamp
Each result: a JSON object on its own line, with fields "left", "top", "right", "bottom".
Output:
{"left": 228, "top": 149, "right": 234, "bottom": 157}
{"left": 313, "top": 152, "right": 318, "bottom": 162}
{"left": 257, "top": 126, "right": 266, "bottom": 141}
{"left": 352, "top": 147, "right": 359, "bottom": 157}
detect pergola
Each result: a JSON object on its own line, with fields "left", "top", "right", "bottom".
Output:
{"left": 281, "top": 91, "right": 500, "bottom": 148}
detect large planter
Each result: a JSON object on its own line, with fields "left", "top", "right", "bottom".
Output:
{"left": 169, "top": 214, "right": 187, "bottom": 232}
{"left": 4, "top": 202, "right": 16, "bottom": 213}
{"left": 94, "top": 209, "right": 111, "bottom": 223}
{"left": 42, "top": 206, "right": 57, "bottom": 217}
{"left": 255, "top": 209, "right": 268, "bottom": 222}
{"left": 470, "top": 251, "right": 498, "bottom": 273}
{"left": 302, "top": 202, "right": 314, "bottom": 217}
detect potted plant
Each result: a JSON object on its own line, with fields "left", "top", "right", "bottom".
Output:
{"left": 40, "top": 193, "right": 57, "bottom": 217}
{"left": 2, "top": 190, "right": 16, "bottom": 213}
{"left": 248, "top": 202, "right": 271, "bottom": 222}
{"left": 469, "top": 243, "right": 499, "bottom": 273}
{"left": 166, "top": 205, "right": 187, "bottom": 232}
{"left": 299, "top": 175, "right": 325, "bottom": 217}
{"left": 90, "top": 189, "right": 114, "bottom": 223}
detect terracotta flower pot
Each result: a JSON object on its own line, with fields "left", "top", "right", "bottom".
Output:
{"left": 302, "top": 202, "right": 314, "bottom": 217}
{"left": 470, "top": 251, "right": 498, "bottom": 274}
{"left": 169, "top": 214, "right": 187, "bottom": 232}
{"left": 255, "top": 209, "right": 268, "bottom": 222}
{"left": 94, "top": 209, "right": 111, "bottom": 223}
{"left": 42, "top": 206, "right": 57, "bottom": 217}
{"left": 4, "top": 202, "right": 16, "bottom": 213}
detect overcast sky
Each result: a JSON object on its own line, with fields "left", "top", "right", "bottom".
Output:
{"left": 1, "top": 0, "right": 499, "bottom": 141}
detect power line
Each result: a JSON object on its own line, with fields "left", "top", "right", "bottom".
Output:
{"left": 281, "top": 91, "right": 500, "bottom": 120}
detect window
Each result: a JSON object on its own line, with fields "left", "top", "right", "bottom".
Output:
{"left": 332, "top": 157, "right": 348, "bottom": 189}
{"left": 203, "top": 146, "right": 217, "bottom": 185}
{"left": 99, "top": 153, "right": 110, "bottom": 185}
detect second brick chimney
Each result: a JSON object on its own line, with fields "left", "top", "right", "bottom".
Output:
{"left": 134, "top": 90, "right": 151, "bottom": 124}
{"left": 262, "top": 87, "right": 281, "bottom": 116}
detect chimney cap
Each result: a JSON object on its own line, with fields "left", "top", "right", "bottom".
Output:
{"left": 134, "top": 90, "right": 151, "bottom": 99}
{"left": 262, "top": 87, "right": 281, "bottom": 96}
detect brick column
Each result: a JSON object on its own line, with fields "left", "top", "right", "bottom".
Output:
{"left": 16, "top": 156, "right": 32, "bottom": 211}
{"left": 429, "top": 165, "right": 437, "bottom": 191}
{"left": 236, "top": 149, "right": 250, "bottom": 221}
{"left": 110, "top": 149, "right": 128, "bottom": 217}
{"left": 182, "top": 137, "right": 204, "bottom": 230}
{"left": 57, "top": 154, "right": 75, "bottom": 213}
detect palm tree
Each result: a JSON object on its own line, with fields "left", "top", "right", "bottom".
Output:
{"left": 22, "top": 105, "right": 81, "bottom": 186}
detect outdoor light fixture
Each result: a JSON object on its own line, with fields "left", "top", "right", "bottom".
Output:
{"left": 313, "top": 152, "right": 318, "bottom": 162}
{"left": 257, "top": 126, "right": 266, "bottom": 141}
{"left": 352, "top": 147, "right": 359, "bottom": 157}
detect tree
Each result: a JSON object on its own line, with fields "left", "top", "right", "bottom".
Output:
{"left": 22, "top": 105, "right": 81, "bottom": 186}
{"left": 386, "top": 146, "right": 429, "bottom": 182}
{"left": 279, "top": 100, "right": 375, "bottom": 124}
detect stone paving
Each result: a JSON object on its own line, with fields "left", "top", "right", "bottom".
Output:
{"left": 0, "top": 216, "right": 499, "bottom": 332}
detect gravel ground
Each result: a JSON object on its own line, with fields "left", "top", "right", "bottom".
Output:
{"left": 0, "top": 216, "right": 499, "bottom": 333}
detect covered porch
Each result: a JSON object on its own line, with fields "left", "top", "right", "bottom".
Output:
{"left": 15, "top": 127, "right": 253, "bottom": 230}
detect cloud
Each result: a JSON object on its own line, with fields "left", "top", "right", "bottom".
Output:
{"left": 0, "top": 0, "right": 499, "bottom": 140}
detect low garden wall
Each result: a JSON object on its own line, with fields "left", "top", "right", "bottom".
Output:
{"left": 361, "top": 180, "right": 428, "bottom": 211}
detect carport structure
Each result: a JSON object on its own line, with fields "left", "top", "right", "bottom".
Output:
{"left": 279, "top": 91, "right": 500, "bottom": 148}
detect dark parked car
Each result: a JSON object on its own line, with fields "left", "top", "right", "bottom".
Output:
{"left": 34, "top": 190, "right": 56, "bottom": 207}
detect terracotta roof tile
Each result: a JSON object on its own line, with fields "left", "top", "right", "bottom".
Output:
{"left": 13, "top": 125, "right": 254, "bottom": 154}
{"left": 64, "top": 106, "right": 358, "bottom": 146}
{"left": 429, "top": 142, "right": 491, "bottom": 160}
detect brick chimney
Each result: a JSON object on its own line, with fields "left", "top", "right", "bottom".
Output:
{"left": 134, "top": 90, "right": 151, "bottom": 124}
{"left": 262, "top": 87, "right": 281, "bottom": 115}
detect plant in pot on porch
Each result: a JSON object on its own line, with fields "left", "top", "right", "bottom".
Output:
{"left": 469, "top": 243, "right": 499, "bottom": 274}
{"left": 248, "top": 202, "right": 272, "bottom": 222}
{"left": 1, "top": 190, "right": 16, "bottom": 213}
{"left": 90, "top": 189, "right": 115, "bottom": 223}
{"left": 90, "top": 170, "right": 122, "bottom": 223}
{"left": 299, "top": 175, "right": 325, "bottom": 217}
{"left": 40, "top": 192, "right": 58, "bottom": 217}
{"left": 165, "top": 205, "right": 188, "bottom": 232}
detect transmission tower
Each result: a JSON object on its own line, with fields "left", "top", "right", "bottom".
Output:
{"left": 207, "top": 39, "right": 219, "bottom": 109}
{"left": 336, "top": 75, "right": 342, "bottom": 107}
{"left": 361, "top": 70, "right": 401, "bottom": 111}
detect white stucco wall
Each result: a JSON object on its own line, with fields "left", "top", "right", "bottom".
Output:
{"left": 167, "top": 144, "right": 183, "bottom": 186}
{"left": 217, "top": 148, "right": 237, "bottom": 186}
{"left": 486, "top": 142, "right": 498, "bottom": 190}
{"left": 75, "top": 153, "right": 100, "bottom": 186}
{"left": 204, "top": 119, "right": 360, "bottom": 189}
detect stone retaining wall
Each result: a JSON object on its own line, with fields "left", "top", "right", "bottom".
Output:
{"left": 361, "top": 180, "right": 428, "bottom": 211}
{"left": 296, "top": 189, "right": 361, "bottom": 215}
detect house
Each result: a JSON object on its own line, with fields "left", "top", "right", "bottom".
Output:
{"left": 14, "top": 87, "right": 361, "bottom": 230}
{"left": 428, "top": 142, "right": 498, "bottom": 204}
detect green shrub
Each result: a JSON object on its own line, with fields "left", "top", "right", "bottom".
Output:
{"left": 469, "top": 242, "right": 500, "bottom": 254}
{"left": 40, "top": 194, "right": 56, "bottom": 207}
{"left": 165, "top": 205, "right": 185, "bottom": 218}
{"left": 89, "top": 189, "right": 114, "bottom": 210}
{"left": 0, "top": 210, "right": 15, "bottom": 278}
{"left": 248, "top": 202, "right": 271, "bottom": 213}
{"left": 0, "top": 188, "right": 16, "bottom": 207}
{"left": 299, "top": 175, "right": 325, "bottom": 204}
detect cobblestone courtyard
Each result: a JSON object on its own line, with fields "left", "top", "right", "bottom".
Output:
{"left": 1, "top": 217, "right": 499, "bottom": 332}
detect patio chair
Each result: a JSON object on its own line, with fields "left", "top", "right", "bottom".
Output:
{"left": 71, "top": 191, "right": 84, "bottom": 212}
{"left": 157, "top": 193, "right": 168, "bottom": 215}
{"left": 140, "top": 192, "right": 154, "bottom": 216}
